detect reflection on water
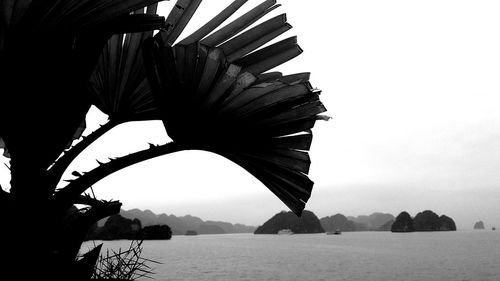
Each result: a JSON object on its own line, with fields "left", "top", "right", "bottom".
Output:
{"left": 83, "top": 230, "right": 500, "bottom": 281}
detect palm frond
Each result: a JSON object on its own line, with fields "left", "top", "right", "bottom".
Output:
{"left": 143, "top": 0, "right": 328, "bottom": 215}
{"left": 88, "top": 4, "right": 161, "bottom": 122}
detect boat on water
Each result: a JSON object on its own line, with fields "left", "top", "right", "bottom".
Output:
{"left": 277, "top": 229, "right": 294, "bottom": 235}
{"left": 327, "top": 229, "right": 342, "bottom": 235}
{"left": 185, "top": 230, "right": 198, "bottom": 236}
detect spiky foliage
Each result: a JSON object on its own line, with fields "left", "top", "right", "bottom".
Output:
{"left": 91, "top": 240, "right": 159, "bottom": 280}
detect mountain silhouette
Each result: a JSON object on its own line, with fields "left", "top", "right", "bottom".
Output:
{"left": 117, "top": 209, "right": 255, "bottom": 235}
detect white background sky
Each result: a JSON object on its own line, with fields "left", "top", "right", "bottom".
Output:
{"left": 2, "top": 0, "right": 500, "bottom": 229}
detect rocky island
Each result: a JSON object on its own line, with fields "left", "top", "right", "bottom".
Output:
{"left": 119, "top": 209, "right": 255, "bottom": 235}
{"left": 320, "top": 212, "right": 395, "bottom": 232}
{"left": 474, "top": 221, "right": 485, "bottom": 230}
{"left": 391, "top": 211, "right": 415, "bottom": 232}
{"left": 347, "top": 213, "right": 395, "bottom": 231}
{"left": 391, "top": 210, "right": 456, "bottom": 232}
{"left": 320, "top": 214, "right": 356, "bottom": 232}
{"left": 254, "top": 210, "right": 324, "bottom": 234}
{"left": 87, "top": 214, "right": 172, "bottom": 240}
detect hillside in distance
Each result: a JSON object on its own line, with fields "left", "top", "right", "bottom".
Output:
{"left": 119, "top": 209, "right": 256, "bottom": 235}
{"left": 391, "top": 210, "right": 456, "bottom": 232}
{"left": 321, "top": 212, "right": 395, "bottom": 232}
{"left": 347, "top": 212, "right": 395, "bottom": 230}
{"left": 254, "top": 210, "right": 324, "bottom": 234}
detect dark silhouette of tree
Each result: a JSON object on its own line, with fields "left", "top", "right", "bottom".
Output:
{"left": 0, "top": 0, "right": 327, "bottom": 279}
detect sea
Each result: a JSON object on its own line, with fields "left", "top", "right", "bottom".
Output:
{"left": 82, "top": 230, "right": 500, "bottom": 281}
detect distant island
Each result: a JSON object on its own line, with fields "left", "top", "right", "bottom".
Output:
{"left": 103, "top": 209, "right": 256, "bottom": 235}
{"left": 391, "top": 211, "right": 414, "bottom": 232}
{"left": 254, "top": 210, "right": 324, "bottom": 234}
{"left": 87, "top": 214, "right": 172, "bottom": 240}
{"left": 89, "top": 208, "right": 461, "bottom": 238}
{"left": 347, "top": 213, "right": 395, "bottom": 230}
{"left": 89, "top": 208, "right": 257, "bottom": 239}
{"left": 320, "top": 214, "right": 356, "bottom": 232}
{"left": 391, "top": 210, "right": 456, "bottom": 232}
{"left": 320, "top": 212, "right": 395, "bottom": 232}
{"left": 318, "top": 211, "right": 456, "bottom": 233}
{"left": 473, "top": 221, "right": 485, "bottom": 230}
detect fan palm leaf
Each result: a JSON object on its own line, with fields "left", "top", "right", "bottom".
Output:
{"left": 88, "top": 4, "right": 161, "bottom": 122}
{"left": 143, "top": 0, "right": 328, "bottom": 215}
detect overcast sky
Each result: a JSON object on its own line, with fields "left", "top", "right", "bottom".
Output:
{"left": 2, "top": 0, "right": 500, "bottom": 229}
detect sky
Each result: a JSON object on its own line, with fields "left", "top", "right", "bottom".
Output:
{"left": 2, "top": 0, "right": 500, "bottom": 229}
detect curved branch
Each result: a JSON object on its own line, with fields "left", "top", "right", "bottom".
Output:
{"left": 47, "top": 120, "right": 120, "bottom": 189}
{"left": 53, "top": 141, "right": 185, "bottom": 211}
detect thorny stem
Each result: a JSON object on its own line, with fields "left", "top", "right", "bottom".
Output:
{"left": 47, "top": 119, "right": 120, "bottom": 189}
{"left": 53, "top": 141, "right": 185, "bottom": 211}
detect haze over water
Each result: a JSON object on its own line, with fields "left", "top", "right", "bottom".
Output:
{"left": 87, "top": 231, "right": 500, "bottom": 281}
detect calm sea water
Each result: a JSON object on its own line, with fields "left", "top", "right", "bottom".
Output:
{"left": 83, "top": 231, "right": 500, "bottom": 281}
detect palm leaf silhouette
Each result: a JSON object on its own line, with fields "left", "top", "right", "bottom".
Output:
{"left": 0, "top": 0, "right": 165, "bottom": 170}
{"left": 88, "top": 4, "right": 161, "bottom": 122}
{"left": 143, "top": 0, "right": 328, "bottom": 215}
